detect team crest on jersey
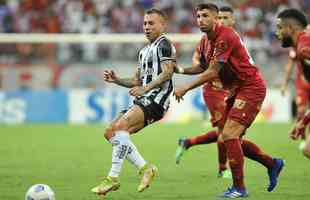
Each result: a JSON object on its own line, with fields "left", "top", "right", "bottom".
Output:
{"left": 233, "top": 99, "right": 246, "bottom": 109}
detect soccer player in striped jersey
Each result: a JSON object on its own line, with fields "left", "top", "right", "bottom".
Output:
{"left": 91, "top": 8, "right": 176, "bottom": 197}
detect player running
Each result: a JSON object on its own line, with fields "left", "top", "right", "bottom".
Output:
{"left": 174, "top": 3, "right": 284, "bottom": 198}
{"left": 276, "top": 8, "right": 310, "bottom": 158}
{"left": 91, "top": 8, "right": 176, "bottom": 197}
{"left": 175, "top": 6, "right": 237, "bottom": 179}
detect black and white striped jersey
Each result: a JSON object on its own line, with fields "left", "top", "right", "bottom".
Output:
{"left": 137, "top": 35, "right": 176, "bottom": 110}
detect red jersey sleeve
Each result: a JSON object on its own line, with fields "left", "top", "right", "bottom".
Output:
{"left": 212, "top": 29, "right": 237, "bottom": 63}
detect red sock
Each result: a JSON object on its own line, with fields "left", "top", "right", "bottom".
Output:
{"left": 241, "top": 140, "right": 274, "bottom": 170}
{"left": 224, "top": 138, "right": 245, "bottom": 190}
{"left": 187, "top": 130, "right": 218, "bottom": 148}
{"left": 217, "top": 141, "right": 227, "bottom": 172}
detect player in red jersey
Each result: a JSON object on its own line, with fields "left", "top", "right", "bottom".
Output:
{"left": 174, "top": 6, "right": 236, "bottom": 179}
{"left": 91, "top": 8, "right": 177, "bottom": 196}
{"left": 281, "top": 49, "right": 308, "bottom": 148}
{"left": 276, "top": 8, "right": 310, "bottom": 158}
{"left": 175, "top": 6, "right": 240, "bottom": 179}
{"left": 174, "top": 3, "right": 284, "bottom": 197}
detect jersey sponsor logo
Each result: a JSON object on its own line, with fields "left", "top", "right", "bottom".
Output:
{"left": 140, "top": 67, "right": 154, "bottom": 76}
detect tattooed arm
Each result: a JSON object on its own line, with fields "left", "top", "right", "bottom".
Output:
{"left": 129, "top": 60, "right": 175, "bottom": 97}
{"left": 144, "top": 60, "right": 175, "bottom": 91}
{"left": 103, "top": 69, "right": 141, "bottom": 88}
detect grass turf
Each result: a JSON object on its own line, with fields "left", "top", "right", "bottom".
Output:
{"left": 0, "top": 122, "right": 309, "bottom": 200}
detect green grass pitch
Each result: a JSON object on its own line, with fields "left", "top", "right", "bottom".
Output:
{"left": 0, "top": 122, "right": 309, "bottom": 200}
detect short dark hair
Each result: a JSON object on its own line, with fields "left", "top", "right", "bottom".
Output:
{"left": 145, "top": 8, "right": 167, "bottom": 20}
{"left": 277, "top": 8, "right": 308, "bottom": 28}
{"left": 196, "top": 3, "right": 219, "bottom": 13}
{"left": 219, "top": 6, "right": 234, "bottom": 14}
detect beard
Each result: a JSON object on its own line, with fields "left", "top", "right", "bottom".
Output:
{"left": 281, "top": 36, "right": 293, "bottom": 48}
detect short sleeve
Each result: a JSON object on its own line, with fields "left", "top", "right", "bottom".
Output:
{"left": 157, "top": 39, "right": 176, "bottom": 62}
{"left": 137, "top": 51, "right": 143, "bottom": 69}
{"left": 298, "top": 37, "right": 310, "bottom": 60}
{"left": 213, "top": 30, "right": 236, "bottom": 63}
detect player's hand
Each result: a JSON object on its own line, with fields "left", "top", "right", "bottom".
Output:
{"left": 103, "top": 70, "right": 118, "bottom": 83}
{"left": 290, "top": 121, "right": 306, "bottom": 140}
{"left": 129, "top": 86, "right": 147, "bottom": 97}
{"left": 173, "top": 86, "right": 187, "bottom": 102}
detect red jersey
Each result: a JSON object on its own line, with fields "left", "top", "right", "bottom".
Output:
{"left": 196, "top": 23, "right": 263, "bottom": 89}
{"left": 295, "top": 30, "right": 310, "bottom": 83}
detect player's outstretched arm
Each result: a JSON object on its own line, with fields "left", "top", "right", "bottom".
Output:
{"left": 175, "top": 51, "right": 205, "bottom": 75}
{"left": 280, "top": 57, "right": 295, "bottom": 96}
{"left": 129, "top": 60, "right": 175, "bottom": 97}
{"left": 174, "top": 60, "right": 220, "bottom": 102}
{"left": 103, "top": 69, "right": 141, "bottom": 88}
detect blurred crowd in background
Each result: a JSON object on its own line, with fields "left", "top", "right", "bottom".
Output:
{"left": 0, "top": 0, "right": 309, "bottom": 90}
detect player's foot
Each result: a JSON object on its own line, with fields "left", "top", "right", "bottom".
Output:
{"left": 175, "top": 138, "right": 190, "bottom": 164}
{"left": 267, "top": 158, "right": 284, "bottom": 192}
{"left": 137, "top": 164, "right": 157, "bottom": 192}
{"left": 91, "top": 176, "right": 120, "bottom": 196}
{"left": 218, "top": 169, "right": 232, "bottom": 179}
{"left": 217, "top": 187, "right": 249, "bottom": 198}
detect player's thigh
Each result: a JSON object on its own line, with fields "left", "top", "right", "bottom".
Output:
{"left": 105, "top": 111, "right": 126, "bottom": 139}
{"left": 113, "top": 105, "right": 145, "bottom": 134}
{"left": 203, "top": 88, "right": 228, "bottom": 128}
{"left": 222, "top": 119, "right": 246, "bottom": 140}
{"left": 226, "top": 84, "right": 265, "bottom": 129}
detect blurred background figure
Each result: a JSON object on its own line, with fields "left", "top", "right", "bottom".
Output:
{"left": 0, "top": 0, "right": 305, "bottom": 119}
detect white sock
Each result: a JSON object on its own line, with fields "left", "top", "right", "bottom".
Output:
{"left": 126, "top": 140, "right": 147, "bottom": 169}
{"left": 108, "top": 131, "right": 130, "bottom": 177}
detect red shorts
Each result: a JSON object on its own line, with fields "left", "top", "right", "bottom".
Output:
{"left": 202, "top": 83, "right": 229, "bottom": 128}
{"left": 226, "top": 74, "right": 266, "bottom": 128}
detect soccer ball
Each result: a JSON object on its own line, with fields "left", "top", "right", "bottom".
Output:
{"left": 25, "top": 184, "right": 55, "bottom": 200}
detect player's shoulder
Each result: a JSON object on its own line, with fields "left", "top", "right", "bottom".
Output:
{"left": 217, "top": 25, "right": 239, "bottom": 40}
{"left": 157, "top": 35, "right": 174, "bottom": 49}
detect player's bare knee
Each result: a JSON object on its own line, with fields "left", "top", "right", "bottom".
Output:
{"left": 113, "top": 120, "right": 129, "bottom": 132}
{"left": 104, "top": 127, "right": 114, "bottom": 140}
{"left": 222, "top": 121, "right": 244, "bottom": 141}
